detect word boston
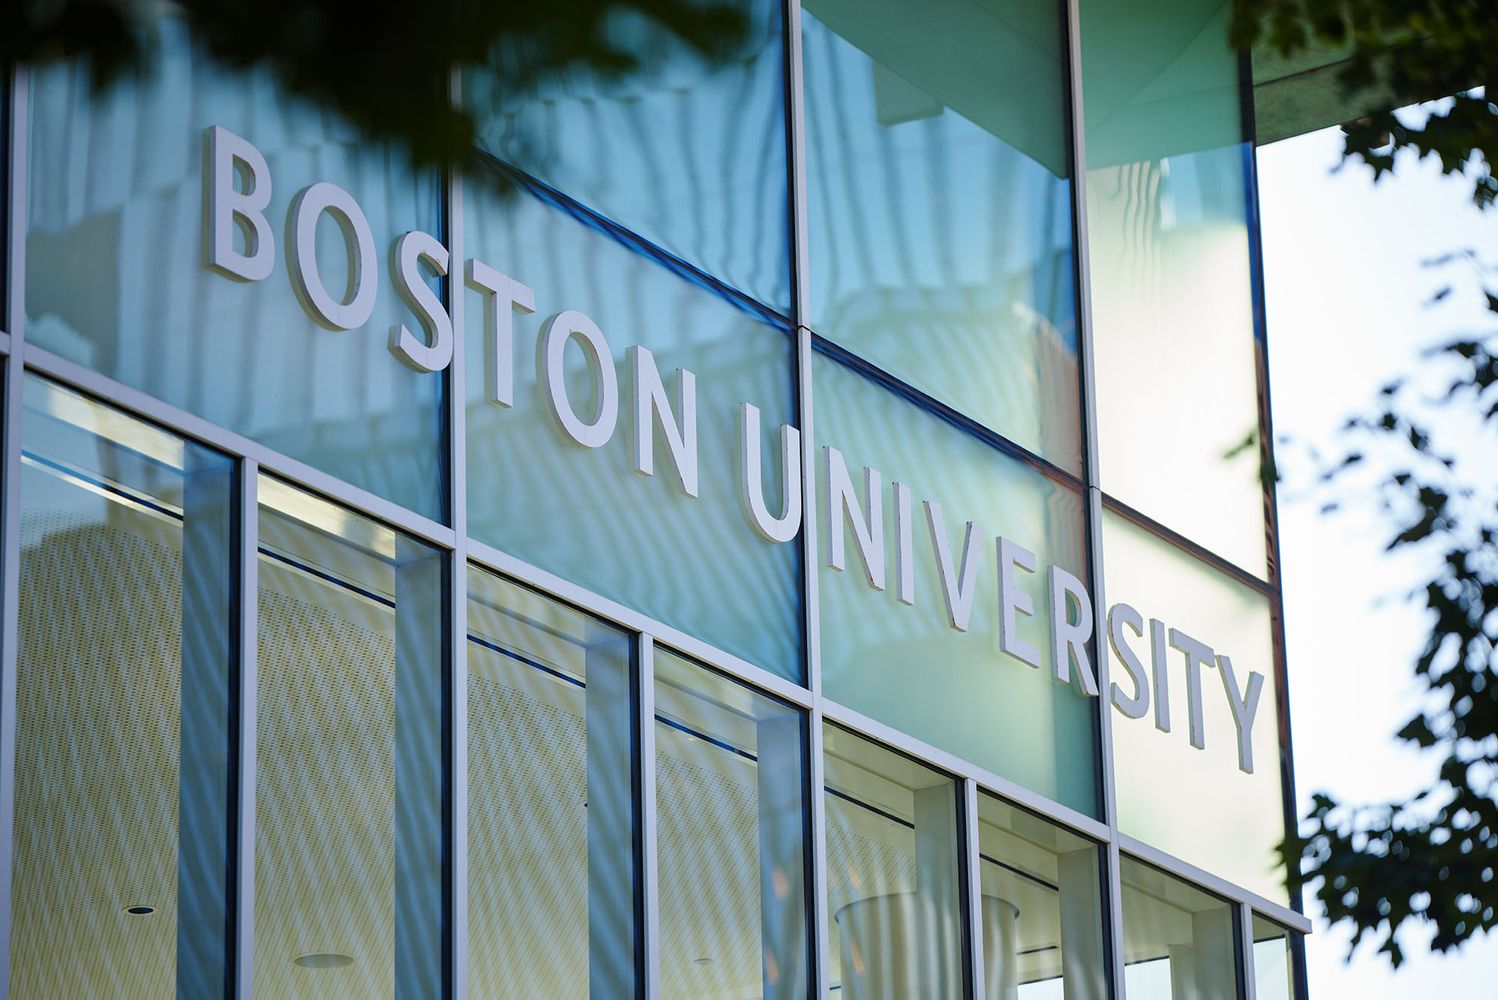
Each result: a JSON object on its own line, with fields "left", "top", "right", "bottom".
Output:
{"left": 203, "top": 125, "right": 1267, "bottom": 776}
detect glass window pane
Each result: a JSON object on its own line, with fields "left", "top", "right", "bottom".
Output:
{"left": 462, "top": 175, "right": 801, "bottom": 682}
{"left": 466, "top": 0, "right": 790, "bottom": 313}
{"left": 27, "top": 13, "right": 445, "bottom": 520}
{"left": 466, "top": 564, "right": 639, "bottom": 997}
{"left": 654, "top": 649, "right": 809, "bottom": 998}
{"left": 1120, "top": 857, "right": 1237, "bottom": 1000}
{"left": 255, "top": 480, "right": 445, "bottom": 996}
{"left": 1251, "top": 915, "right": 1297, "bottom": 1000}
{"left": 976, "top": 794, "right": 1105, "bottom": 999}
{"left": 824, "top": 725, "right": 965, "bottom": 999}
{"left": 12, "top": 375, "right": 235, "bottom": 997}
{"left": 1080, "top": 0, "right": 1267, "bottom": 571}
{"left": 815, "top": 351, "right": 1097, "bottom": 815}
{"left": 1103, "top": 510, "right": 1288, "bottom": 903}
{"left": 802, "top": 0, "right": 1080, "bottom": 470}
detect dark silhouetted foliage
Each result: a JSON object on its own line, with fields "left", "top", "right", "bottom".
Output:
{"left": 1232, "top": 1, "right": 1498, "bottom": 968}
{"left": 2, "top": 0, "right": 748, "bottom": 173}
{"left": 1233, "top": 0, "right": 1498, "bottom": 207}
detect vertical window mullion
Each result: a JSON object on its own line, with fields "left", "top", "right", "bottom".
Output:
{"left": 638, "top": 634, "right": 660, "bottom": 999}
{"left": 445, "top": 65, "right": 468, "bottom": 1000}
{"left": 0, "top": 77, "right": 23, "bottom": 1000}
{"left": 1060, "top": 0, "right": 1130, "bottom": 987}
{"left": 234, "top": 457, "right": 260, "bottom": 999}
{"left": 960, "top": 778, "right": 985, "bottom": 1000}
{"left": 784, "top": 0, "right": 819, "bottom": 697}
{"left": 782, "top": 1, "right": 827, "bottom": 995}
{"left": 1238, "top": 903, "right": 1259, "bottom": 1000}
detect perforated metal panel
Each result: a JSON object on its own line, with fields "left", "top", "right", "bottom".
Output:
{"left": 254, "top": 561, "right": 400, "bottom": 1000}
{"left": 12, "top": 510, "right": 185, "bottom": 1000}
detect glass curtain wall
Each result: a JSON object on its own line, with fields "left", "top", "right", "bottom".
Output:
{"left": 1102, "top": 510, "right": 1287, "bottom": 904}
{"left": 1250, "top": 915, "right": 1297, "bottom": 1000}
{"left": 1078, "top": 0, "right": 1269, "bottom": 573}
{"left": 1119, "top": 856, "right": 1239, "bottom": 1000}
{"left": 25, "top": 10, "right": 446, "bottom": 520}
{"left": 464, "top": 0, "right": 791, "bottom": 314}
{"left": 11, "top": 375, "right": 236, "bottom": 998}
{"left": 0, "top": 0, "right": 1314, "bottom": 987}
{"left": 823, "top": 724, "right": 967, "bottom": 999}
{"left": 814, "top": 351, "right": 1096, "bottom": 815}
{"left": 461, "top": 175, "right": 801, "bottom": 683}
{"left": 465, "top": 565, "right": 640, "bottom": 997}
{"left": 801, "top": 0, "right": 1081, "bottom": 471}
{"left": 975, "top": 794, "right": 1106, "bottom": 999}
{"left": 254, "top": 479, "right": 446, "bottom": 998}
{"left": 654, "top": 648, "right": 810, "bottom": 998}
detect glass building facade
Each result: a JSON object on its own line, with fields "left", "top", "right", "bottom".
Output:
{"left": 0, "top": 0, "right": 1311, "bottom": 996}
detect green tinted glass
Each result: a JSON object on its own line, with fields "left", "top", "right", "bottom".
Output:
{"left": 816, "top": 351, "right": 1096, "bottom": 815}
{"left": 1081, "top": 0, "right": 1267, "bottom": 572}
{"left": 1120, "top": 857, "right": 1239, "bottom": 1000}
{"left": 1104, "top": 510, "right": 1288, "bottom": 904}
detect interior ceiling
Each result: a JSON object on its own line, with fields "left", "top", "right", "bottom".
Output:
{"left": 13, "top": 471, "right": 1210, "bottom": 998}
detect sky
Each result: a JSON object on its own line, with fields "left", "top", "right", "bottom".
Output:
{"left": 1257, "top": 123, "right": 1498, "bottom": 994}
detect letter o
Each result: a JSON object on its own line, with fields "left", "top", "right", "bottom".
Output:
{"left": 288, "top": 181, "right": 377, "bottom": 330}
{"left": 538, "top": 311, "right": 617, "bottom": 449}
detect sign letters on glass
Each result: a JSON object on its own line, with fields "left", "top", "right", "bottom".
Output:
{"left": 205, "top": 125, "right": 1268, "bottom": 774}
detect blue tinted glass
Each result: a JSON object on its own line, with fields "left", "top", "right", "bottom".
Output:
{"left": 654, "top": 649, "right": 810, "bottom": 997}
{"left": 465, "top": 0, "right": 790, "bottom": 313}
{"left": 26, "top": 15, "right": 446, "bottom": 521}
{"left": 815, "top": 350, "right": 1096, "bottom": 815}
{"left": 467, "top": 565, "right": 640, "bottom": 997}
{"left": 255, "top": 479, "right": 446, "bottom": 996}
{"left": 13, "top": 376, "right": 235, "bottom": 997}
{"left": 802, "top": 0, "right": 1080, "bottom": 471}
{"left": 463, "top": 172, "right": 802, "bottom": 682}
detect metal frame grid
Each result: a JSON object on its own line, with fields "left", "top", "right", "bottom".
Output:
{"left": 0, "top": 1, "right": 1314, "bottom": 994}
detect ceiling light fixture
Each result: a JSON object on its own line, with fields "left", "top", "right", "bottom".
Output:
{"left": 294, "top": 953, "right": 354, "bottom": 969}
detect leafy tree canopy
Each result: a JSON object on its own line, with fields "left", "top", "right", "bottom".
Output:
{"left": 1232, "top": 0, "right": 1498, "bottom": 207}
{"left": 1234, "top": 0, "right": 1498, "bottom": 968}
{"left": 2, "top": 0, "right": 749, "bottom": 172}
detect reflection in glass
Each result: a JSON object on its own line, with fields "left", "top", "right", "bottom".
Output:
{"left": 824, "top": 725, "right": 966, "bottom": 999}
{"left": 802, "top": 0, "right": 1080, "bottom": 469}
{"left": 27, "top": 12, "right": 445, "bottom": 519}
{"left": 255, "top": 480, "right": 445, "bottom": 997}
{"left": 976, "top": 794, "right": 1105, "bottom": 999}
{"left": 1103, "top": 510, "right": 1287, "bottom": 903}
{"left": 654, "top": 649, "right": 809, "bottom": 998}
{"left": 466, "top": 565, "right": 639, "bottom": 997}
{"left": 1251, "top": 915, "right": 1296, "bottom": 1000}
{"left": 463, "top": 174, "right": 801, "bottom": 682}
{"left": 1080, "top": 0, "right": 1267, "bottom": 571}
{"left": 12, "top": 376, "right": 234, "bottom": 998}
{"left": 465, "top": 0, "right": 790, "bottom": 312}
{"left": 1120, "top": 857, "right": 1237, "bottom": 1000}
{"left": 815, "top": 351, "right": 1096, "bottom": 815}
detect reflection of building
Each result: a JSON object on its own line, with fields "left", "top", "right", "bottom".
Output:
{"left": 1, "top": 0, "right": 1375, "bottom": 997}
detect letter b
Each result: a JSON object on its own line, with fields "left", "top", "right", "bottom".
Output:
{"left": 204, "top": 125, "right": 274, "bottom": 282}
